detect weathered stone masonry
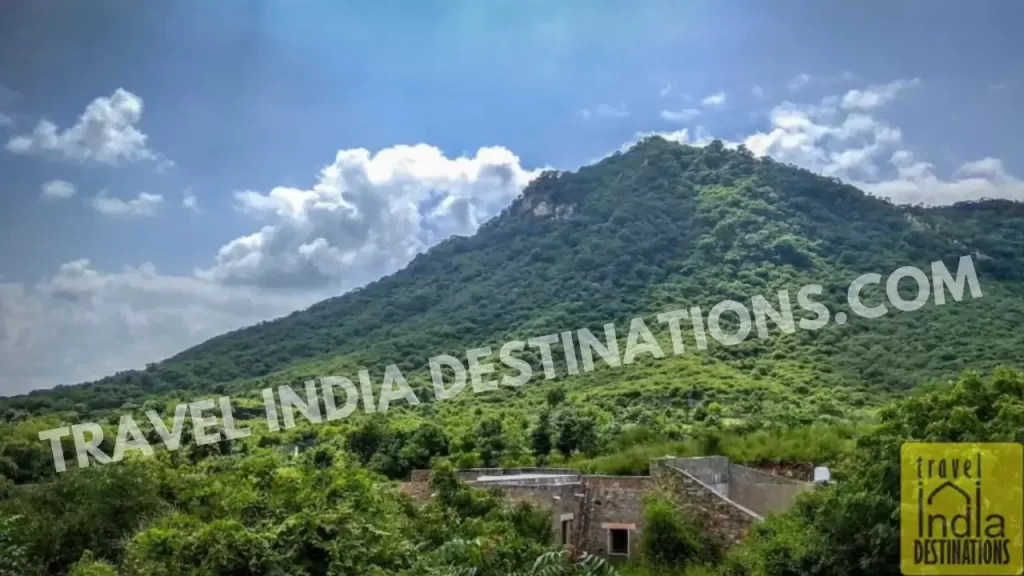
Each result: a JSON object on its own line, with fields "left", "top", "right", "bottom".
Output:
{"left": 404, "top": 457, "right": 814, "bottom": 557}
{"left": 578, "top": 475, "right": 651, "bottom": 557}
{"left": 650, "top": 458, "right": 760, "bottom": 548}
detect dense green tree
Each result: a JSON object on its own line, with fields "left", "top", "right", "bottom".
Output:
{"left": 67, "top": 552, "right": 117, "bottom": 576}
{"left": 547, "top": 387, "right": 567, "bottom": 407}
{"left": 723, "top": 367, "right": 1024, "bottom": 576}
{"left": 399, "top": 422, "right": 451, "bottom": 470}
{"left": 0, "top": 515, "right": 27, "bottom": 576}
{"left": 1, "top": 459, "right": 168, "bottom": 575}
{"left": 555, "top": 407, "right": 599, "bottom": 459}
{"left": 531, "top": 411, "right": 554, "bottom": 465}
{"left": 477, "top": 416, "right": 506, "bottom": 467}
{"left": 346, "top": 415, "right": 391, "bottom": 465}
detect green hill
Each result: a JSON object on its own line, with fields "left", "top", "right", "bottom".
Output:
{"left": 4, "top": 137, "right": 1022, "bottom": 422}
{"left": 2, "top": 137, "right": 1024, "bottom": 576}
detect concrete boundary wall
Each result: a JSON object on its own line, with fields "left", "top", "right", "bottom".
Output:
{"left": 727, "top": 463, "right": 813, "bottom": 516}
{"left": 663, "top": 456, "right": 730, "bottom": 495}
{"left": 650, "top": 459, "right": 761, "bottom": 548}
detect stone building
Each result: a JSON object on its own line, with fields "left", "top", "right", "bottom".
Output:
{"left": 404, "top": 456, "right": 815, "bottom": 559}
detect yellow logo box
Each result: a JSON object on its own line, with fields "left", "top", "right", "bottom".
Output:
{"left": 900, "top": 442, "right": 1023, "bottom": 575}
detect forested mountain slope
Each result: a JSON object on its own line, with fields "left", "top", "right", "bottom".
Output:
{"left": 2, "top": 138, "right": 1024, "bottom": 576}
{"left": 3, "top": 137, "right": 1023, "bottom": 420}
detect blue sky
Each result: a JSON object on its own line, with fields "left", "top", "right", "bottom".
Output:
{"left": 0, "top": 0, "right": 1021, "bottom": 394}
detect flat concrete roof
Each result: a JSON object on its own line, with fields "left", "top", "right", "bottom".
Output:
{"left": 474, "top": 473, "right": 579, "bottom": 483}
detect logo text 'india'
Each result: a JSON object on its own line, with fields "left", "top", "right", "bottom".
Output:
{"left": 901, "top": 442, "right": 1024, "bottom": 575}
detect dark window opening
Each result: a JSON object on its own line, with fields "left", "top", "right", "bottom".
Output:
{"left": 561, "top": 519, "right": 572, "bottom": 545}
{"left": 609, "top": 528, "right": 629, "bottom": 556}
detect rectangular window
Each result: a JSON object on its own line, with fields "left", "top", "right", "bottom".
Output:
{"left": 561, "top": 519, "right": 572, "bottom": 545}
{"left": 608, "top": 528, "right": 629, "bottom": 556}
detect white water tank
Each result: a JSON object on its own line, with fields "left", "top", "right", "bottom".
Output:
{"left": 813, "top": 466, "right": 831, "bottom": 485}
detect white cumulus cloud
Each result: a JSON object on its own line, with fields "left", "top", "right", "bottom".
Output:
{"left": 701, "top": 92, "right": 727, "bottom": 108}
{"left": 861, "top": 153, "right": 1024, "bottom": 205}
{"left": 579, "top": 104, "right": 630, "bottom": 120}
{"left": 6, "top": 88, "right": 163, "bottom": 165}
{"left": 644, "top": 78, "right": 1023, "bottom": 205}
{"left": 92, "top": 191, "right": 165, "bottom": 218}
{"left": 787, "top": 73, "right": 813, "bottom": 93}
{"left": 0, "top": 260, "right": 318, "bottom": 394}
{"left": 41, "top": 180, "right": 76, "bottom": 201}
{"left": 660, "top": 108, "right": 701, "bottom": 123}
{"left": 182, "top": 188, "right": 199, "bottom": 212}
{"left": 0, "top": 142, "right": 541, "bottom": 393}
{"left": 197, "top": 144, "right": 540, "bottom": 289}
{"left": 840, "top": 78, "right": 920, "bottom": 111}
{"left": 787, "top": 72, "right": 858, "bottom": 94}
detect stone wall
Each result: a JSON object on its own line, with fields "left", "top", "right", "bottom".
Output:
{"left": 727, "top": 463, "right": 813, "bottom": 516}
{"left": 399, "top": 481, "right": 431, "bottom": 503}
{"left": 650, "top": 459, "right": 760, "bottom": 548}
{"left": 492, "top": 483, "right": 585, "bottom": 547}
{"left": 409, "top": 469, "right": 432, "bottom": 483}
{"left": 579, "top": 476, "right": 652, "bottom": 558}
{"left": 398, "top": 478, "right": 585, "bottom": 545}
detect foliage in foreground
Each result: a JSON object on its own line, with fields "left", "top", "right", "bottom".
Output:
{"left": 2, "top": 367, "right": 1022, "bottom": 575}
{"left": 640, "top": 493, "right": 720, "bottom": 571}
{"left": 718, "top": 366, "right": 1024, "bottom": 576}
{"left": 433, "top": 544, "right": 618, "bottom": 576}
{"left": 0, "top": 451, "right": 616, "bottom": 576}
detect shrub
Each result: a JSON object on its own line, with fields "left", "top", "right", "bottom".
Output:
{"left": 640, "top": 494, "right": 718, "bottom": 570}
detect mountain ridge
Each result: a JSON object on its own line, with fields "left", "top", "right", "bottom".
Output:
{"left": 3, "top": 137, "right": 1023, "bottom": 421}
